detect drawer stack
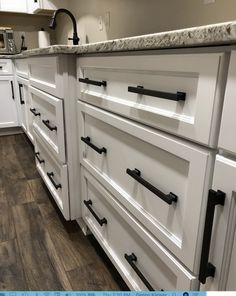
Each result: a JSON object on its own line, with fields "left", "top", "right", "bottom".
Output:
{"left": 77, "top": 51, "right": 228, "bottom": 290}
{"left": 16, "top": 55, "right": 80, "bottom": 221}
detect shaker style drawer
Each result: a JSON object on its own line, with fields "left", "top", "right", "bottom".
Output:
{"left": 29, "top": 56, "right": 63, "bottom": 98}
{"left": 34, "top": 133, "right": 70, "bottom": 220}
{"left": 77, "top": 53, "right": 225, "bottom": 147}
{"left": 219, "top": 50, "right": 236, "bottom": 155}
{"left": 78, "top": 101, "right": 213, "bottom": 272}
{"left": 15, "top": 59, "right": 29, "bottom": 79}
{"left": 30, "top": 86, "right": 66, "bottom": 163}
{"left": 81, "top": 167, "right": 198, "bottom": 291}
{"left": 0, "top": 59, "right": 13, "bottom": 75}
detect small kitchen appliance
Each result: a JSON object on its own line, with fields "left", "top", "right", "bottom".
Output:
{"left": 0, "top": 28, "right": 16, "bottom": 54}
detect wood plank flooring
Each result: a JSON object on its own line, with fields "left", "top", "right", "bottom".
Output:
{"left": 0, "top": 134, "right": 128, "bottom": 291}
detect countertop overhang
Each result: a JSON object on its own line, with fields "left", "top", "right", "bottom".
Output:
{"left": 1, "top": 20, "right": 236, "bottom": 59}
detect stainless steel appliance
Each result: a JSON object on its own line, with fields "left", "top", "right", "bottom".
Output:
{"left": 0, "top": 28, "right": 16, "bottom": 54}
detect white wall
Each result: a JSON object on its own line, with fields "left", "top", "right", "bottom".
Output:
{"left": 0, "top": 12, "right": 53, "bottom": 51}
{"left": 56, "top": 0, "right": 236, "bottom": 45}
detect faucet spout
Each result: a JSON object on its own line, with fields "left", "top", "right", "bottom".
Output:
{"left": 49, "top": 8, "right": 80, "bottom": 45}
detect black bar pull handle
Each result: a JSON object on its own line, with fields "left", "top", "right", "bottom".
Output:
{"left": 126, "top": 168, "right": 177, "bottom": 205}
{"left": 81, "top": 136, "right": 107, "bottom": 154}
{"left": 79, "top": 77, "right": 107, "bottom": 87}
{"left": 199, "top": 189, "right": 226, "bottom": 284}
{"left": 128, "top": 85, "right": 186, "bottom": 102}
{"left": 30, "top": 108, "right": 41, "bottom": 117}
{"left": 84, "top": 200, "right": 107, "bottom": 226}
{"left": 35, "top": 152, "right": 45, "bottom": 164}
{"left": 47, "top": 172, "right": 62, "bottom": 190}
{"left": 125, "top": 253, "right": 155, "bottom": 291}
{"left": 18, "top": 83, "right": 25, "bottom": 104}
{"left": 42, "top": 120, "right": 57, "bottom": 131}
{"left": 10, "top": 81, "right": 15, "bottom": 100}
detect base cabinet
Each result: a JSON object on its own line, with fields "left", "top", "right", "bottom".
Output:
{"left": 200, "top": 155, "right": 236, "bottom": 290}
{"left": 0, "top": 76, "right": 18, "bottom": 128}
{"left": 9, "top": 47, "right": 236, "bottom": 291}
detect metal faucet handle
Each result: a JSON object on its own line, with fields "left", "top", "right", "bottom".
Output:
{"left": 68, "top": 36, "right": 80, "bottom": 45}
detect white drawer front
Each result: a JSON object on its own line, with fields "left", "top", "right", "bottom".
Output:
{"left": 29, "top": 56, "right": 63, "bottom": 98}
{"left": 0, "top": 59, "right": 13, "bottom": 75}
{"left": 81, "top": 167, "right": 198, "bottom": 291}
{"left": 34, "top": 133, "right": 70, "bottom": 220}
{"left": 219, "top": 50, "right": 236, "bottom": 155}
{"left": 15, "top": 59, "right": 29, "bottom": 79}
{"left": 78, "top": 101, "right": 213, "bottom": 272}
{"left": 30, "top": 86, "right": 66, "bottom": 164}
{"left": 77, "top": 53, "right": 225, "bottom": 147}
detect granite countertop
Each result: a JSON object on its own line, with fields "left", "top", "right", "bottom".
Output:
{"left": 1, "top": 20, "right": 236, "bottom": 59}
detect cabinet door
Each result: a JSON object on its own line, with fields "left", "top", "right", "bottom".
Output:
{"left": 0, "top": 0, "right": 28, "bottom": 13}
{"left": 0, "top": 77, "right": 18, "bottom": 128}
{"left": 16, "top": 80, "right": 28, "bottom": 133}
{"left": 26, "top": 90, "right": 34, "bottom": 143}
{"left": 31, "top": 0, "right": 66, "bottom": 13}
{"left": 219, "top": 50, "right": 236, "bottom": 155}
{"left": 41, "top": 0, "right": 63, "bottom": 10}
{"left": 27, "top": 0, "right": 40, "bottom": 14}
{"left": 200, "top": 155, "right": 236, "bottom": 290}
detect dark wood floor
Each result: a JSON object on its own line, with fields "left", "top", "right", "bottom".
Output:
{"left": 0, "top": 134, "right": 128, "bottom": 291}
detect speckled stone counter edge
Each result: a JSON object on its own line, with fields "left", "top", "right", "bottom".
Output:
{"left": 1, "top": 20, "right": 236, "bottom": 59}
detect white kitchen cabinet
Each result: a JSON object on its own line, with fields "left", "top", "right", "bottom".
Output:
{"left": 0, "top": 76, "right": 18, "bottom": 128}
{"left": 20, "top": 55, "right": 81, "bottom": 221}
{"left": 16, "top": 77, "right": 28, "bottom": 135}
{"left": 29, "top": 0, "right": 66, "bottom": 14}
{"left": 15, "top": 63, "right": 34, "bottom": 142}
{"left": 200, "top": 155, "right": 236, "bottom": 290}
{"left": 219, "top": 50, "right": 236, "bottom": 156}
{"left": 0, "top": 0, "right": 28, "bottom": 13}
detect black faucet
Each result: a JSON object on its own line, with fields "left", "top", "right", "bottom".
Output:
{"left": 49, "top": 8, "right": 80, "bottom": 45}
